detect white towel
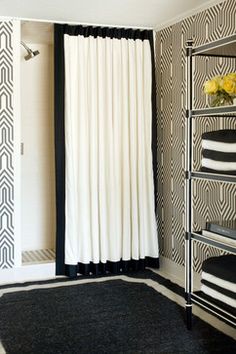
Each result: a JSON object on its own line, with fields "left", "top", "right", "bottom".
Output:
{"left": 202, "top": 139, "right": 236, "bottom": 153}
{"left": 201, "top": 284, "right": 236, "bottom": 308}
{"left": 202, "top": 271, "right": 236, "bottom": 293}
{"left": 202, "top": 158, "right": 236, "bottom": 171}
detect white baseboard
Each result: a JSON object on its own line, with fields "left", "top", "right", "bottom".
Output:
{"left": 0, "top": 256, "right": 201, "bottom": 287}
{"left": 158, "top": 255, "right": 201, "bottom": 290}
{"left": 158, "top": 256, "right": 185, "bottom": 285}
{"left": 0, "top": 262, "right": 56, "bottom": 285}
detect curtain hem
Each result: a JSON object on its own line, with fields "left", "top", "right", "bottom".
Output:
{"left": 64, "top": 257, "right": 159, "bottom": 278}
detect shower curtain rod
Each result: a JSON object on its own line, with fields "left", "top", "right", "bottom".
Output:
{"left": 0, "top": 16, "right": 154, "bottom": 30}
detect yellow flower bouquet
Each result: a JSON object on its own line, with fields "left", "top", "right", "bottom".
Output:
{"left": 203, "top": 72, "right": 236, "bottom": 107}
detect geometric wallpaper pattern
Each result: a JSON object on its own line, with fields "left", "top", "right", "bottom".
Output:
{"left": 0, "top": 21, "right": 14, "bottom": 269}
{"left": 155, "top": 0, "right": 236, "bottom": 272}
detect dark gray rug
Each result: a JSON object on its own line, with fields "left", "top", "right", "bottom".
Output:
{"left": 0, "top": 277, "right": 235, "bottom": 354}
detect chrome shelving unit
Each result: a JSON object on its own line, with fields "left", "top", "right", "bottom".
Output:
{"left": 185, "top": 33, "right": 236, "bottom": 329}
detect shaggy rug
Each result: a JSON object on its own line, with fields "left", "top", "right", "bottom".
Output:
{"left": 0, "top": 272, "right": 235, "bottom": 354}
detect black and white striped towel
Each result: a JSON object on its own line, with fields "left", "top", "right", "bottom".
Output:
{"left": 201, "top": 255, "right": 236, "bottom": 308}
{"left": 201, "top": 130, "right": 236, "bottom": 174}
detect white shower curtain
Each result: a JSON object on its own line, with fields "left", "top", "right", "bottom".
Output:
{"left": 63, "top": 33, "right": 158, "bottom": 266}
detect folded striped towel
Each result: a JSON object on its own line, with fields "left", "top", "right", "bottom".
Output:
{"left": 202, "top": 255, "right": 236, "bottom": 286}
{"left": 202, "top": 158, "right": 236, "bottom": 171}
{"left": 202, "top": 130, "right": 236, "bottom": 143}
{"left": 201, "top": 130, "right": 236, "bottom": 175}
{"left": 202, "top": 149, "right": 236, "bottom": 162}
{"left": 202, "top": 140, "right": 236, "bottom": 153}
{"left": 201, "top": 255, "right": 236, "bottom": 308}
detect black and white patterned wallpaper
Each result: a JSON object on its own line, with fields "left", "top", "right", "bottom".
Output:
{"left": 155, "top": 0, "right": 236, "bottom": 272}
{"left": 0, "top": 21, "right": 14, "bottom": 269}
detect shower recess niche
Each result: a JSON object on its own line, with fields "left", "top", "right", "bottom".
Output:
{"left": 20, "top": 21, "right": 55, "bottom": 266}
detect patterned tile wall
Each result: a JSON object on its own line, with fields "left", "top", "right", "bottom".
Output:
{"left": 155, "top": 0, "right": 236, "bottom": 272}
{"left": 0, "top": 21, "right": 14, "bottom": 269}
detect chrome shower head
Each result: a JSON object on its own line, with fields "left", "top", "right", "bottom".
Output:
{"left": 21, "top": 41, "right": 40, "bottom": 61}
{"left": 24, "top": 49, "right": 40, "bottom": 61}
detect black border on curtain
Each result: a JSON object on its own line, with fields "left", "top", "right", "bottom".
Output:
{"left": 54, "top": 24, "right": 159, "bottom": 277}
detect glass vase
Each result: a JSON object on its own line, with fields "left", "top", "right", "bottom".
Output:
{"left": 210, "top": 92, "right": 234, "bottom": 107}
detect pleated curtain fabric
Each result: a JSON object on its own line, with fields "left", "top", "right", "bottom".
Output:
{"left": 55, "top": 24, "right": 159, "bottom": 277}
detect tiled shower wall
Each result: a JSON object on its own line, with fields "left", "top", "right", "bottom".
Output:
{"left": 155, "top": 0, "right": 236, "bottom": 272}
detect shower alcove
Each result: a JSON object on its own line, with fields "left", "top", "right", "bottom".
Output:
{"left": 20, "top": 21, "right": 55, "bottom": 266}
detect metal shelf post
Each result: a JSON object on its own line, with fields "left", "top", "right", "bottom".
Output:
{"left": 185, "top": 39, "right": 193, "bottom": 330}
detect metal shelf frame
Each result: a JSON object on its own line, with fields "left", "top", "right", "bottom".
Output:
{"left": 191, "top": 232, "right": 236, "bottom": 254}
{"left": 191, "top": 292, "right": 236, "bottom": 327}
{"left": 192, "top": 106, "right": 236, "bottom": 117}
{"left": 191, "top": 33, "right": 236, "bottom": 58}
{"left": 185, "top": 33, "right": 236, "bottom": 330}
{"left": 190, "top": 171, "right": 236, "bottom": 183}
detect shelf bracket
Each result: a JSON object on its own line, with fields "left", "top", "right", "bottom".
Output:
{"left": 185, "top": 171, "right": 191, "bottom": 180}
{"left": 186, "top": 39, "right": 193, "bottom": 57}
{"left": 185, "top": 231, "right": 191, "bottom": 240}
